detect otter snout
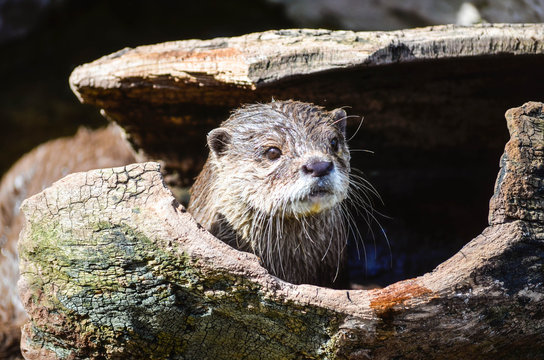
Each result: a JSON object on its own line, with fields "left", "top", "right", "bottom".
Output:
{"left": 301, "top": 160, "right": 334, "bottom": 177}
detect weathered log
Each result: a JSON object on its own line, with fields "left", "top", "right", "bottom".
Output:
{"left": 68, "top": 24, "right": 544, "bottom": 185}
{"left": 0, "top": 125, "right": 136, "bottom": 359}
{"left": 66, "top": 23, "right": 544, "bottom": 297}
{"left": 18, "top": 102, "right": 544, "bottom": 359}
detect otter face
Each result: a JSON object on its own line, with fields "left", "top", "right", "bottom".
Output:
{"left": 207, "top": 101, "right": 350, "bottom": 218}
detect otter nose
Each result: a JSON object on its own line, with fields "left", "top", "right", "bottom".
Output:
{"left": 302, "top": 160, "right": 334, "bottom": 177}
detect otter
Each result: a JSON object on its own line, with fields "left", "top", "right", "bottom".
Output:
{"left": 188, "top": 100, "right": 352, "bottom": 287}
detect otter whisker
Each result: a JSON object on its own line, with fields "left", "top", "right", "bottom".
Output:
{"left": 350, "top": 170, "right": 383, "bottom": 202}
{"left": 340, "top": 201, "right": 366, "bottom": 261}
{"left": 346, "top": 115, "right": 365, "bottom": 142}
{"left": 188, "top": 100, "right": 365, "bottom": 287}
{"left": 331, "top": 114, "right": 360, "bottom": 127}
{"left": 349, "top": 149, "right": 375, "bottom": 154}
{"left": 321, "top": 218, "right": 335, "bottom": 261}
{"left": 348, "top": 181, "right": 375, "bottom": 210}
{"left": 347, "top": 172, "right": 392, "bottom": 268}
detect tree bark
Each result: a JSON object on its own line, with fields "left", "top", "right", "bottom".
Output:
{"left": 18, "top": 102, "right": 544, "bottom": 359}
{"left": 69, "top": 24, "right": 544, "bottom": 103}
{"left": 0, "top": 125, "right": 136, "bottom": 360}
{"left": 68, "top": 24, "right": 544, "bottom": 186}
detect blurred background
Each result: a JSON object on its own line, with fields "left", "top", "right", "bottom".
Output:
{"left": 1, "top": 0, "right": 295, "bottom": 176}
{"left": 1, "top": 0, "right": 543, "bottom": 177}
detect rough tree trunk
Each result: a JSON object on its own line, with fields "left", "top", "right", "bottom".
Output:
{"left": 18, "top": 101, "right": 544, "bottom": 359}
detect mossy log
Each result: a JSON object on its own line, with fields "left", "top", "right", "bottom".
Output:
{"left": 18, "top": 102, "right": 544, "bottom": 359}
{"left": 0, "top": 125, "right": 137, "bottom": 360}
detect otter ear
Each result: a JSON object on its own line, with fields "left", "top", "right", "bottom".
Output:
{"left": 331, "top": 108, "right": 347, "bottom": 136}
{"left": 207, "top": 128, "right": 232, "bottom": 157}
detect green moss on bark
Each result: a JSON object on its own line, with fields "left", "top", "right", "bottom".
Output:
{"left": 20, "top": 218, "right": 339, "bottom": 359}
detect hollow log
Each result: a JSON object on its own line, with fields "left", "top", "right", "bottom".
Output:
{"left": 68, "top": 24, "right": 544, "bottom": 186}
{"left": 18, "top": 102, "right": 544, "bottom": 359}
{"left": 65, "top": 22, "right": 544, "bottom": 308}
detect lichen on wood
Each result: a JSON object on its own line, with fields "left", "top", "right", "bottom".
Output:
{"left": 18, "top": 163, "right": 340, "bottom": 359}
{"left": 18, "top": 103, "right": 544, "bottom": 359}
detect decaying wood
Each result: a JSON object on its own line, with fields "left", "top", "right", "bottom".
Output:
{"left": 0, "top": 125, "right": 136, "bottom": 360}
{"left": 18, "top": 102, "right": 544, "bottom": 359}
{"left": 70, "top": 24, "right": 544, "bottom": 103}
{"left": 68, "top": 24, "right": 544, "bottom": 185}
{"left": 64, "top": 23, "right": 544, "bottom": 290}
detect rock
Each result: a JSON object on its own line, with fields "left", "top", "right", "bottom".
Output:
{"left": 0, "top": 125, "right": 136, "bottom": 359}
{"left": 18, "top": 102, "right": 544, "bottom": 359}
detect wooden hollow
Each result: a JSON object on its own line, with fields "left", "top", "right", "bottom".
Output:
{"left": 16, "top": 25, "right": 544, "bottom": 359}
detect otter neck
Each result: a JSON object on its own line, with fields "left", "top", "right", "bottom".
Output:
{"left": 214, "top": 198, "right": 347, "bottom": 286}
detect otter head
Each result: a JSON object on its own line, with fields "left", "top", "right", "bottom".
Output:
{"left": 207, "top": 101, "right": 350, "bottom": 219}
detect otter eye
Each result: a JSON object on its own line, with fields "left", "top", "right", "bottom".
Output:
{"left": 265, "top": 147, "right": 282, "bottom": 160}
{"left": 330, "top": 137, "right": 339, "bottom": 152}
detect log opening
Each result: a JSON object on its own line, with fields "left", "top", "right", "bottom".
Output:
{"left": 18, "top": 100, "right": 544, "bottom": 358}
{"left": 324, "top": 54, "right": 544, "bottom": 286}
{"left": 68, "top": 26, "right": 544, "bottom": 288}
{"left": 15, "top": 25, "right": 542, "bottom": 358}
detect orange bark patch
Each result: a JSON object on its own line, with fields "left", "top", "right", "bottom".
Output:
{"left": 370, "top": 280, "right": 434, "bottom": 318}
{"left": 145, "top": 47, "right": 245, "bottom": 64}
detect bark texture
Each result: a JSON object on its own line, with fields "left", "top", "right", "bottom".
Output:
{"left": 18, "top": 102, "right": 544, "bottom": 359}
{"left": 0, "top": 125, "right": 136, "bottom": 360}
{"left": 70, "top": 24, "right": 544, "bottom": 98}
{"left": 68, "top": 24, "right": 544, "bottom": 186}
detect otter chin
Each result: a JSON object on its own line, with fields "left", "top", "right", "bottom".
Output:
{"left": 291, "top": 184, "right": 341, "bottom": 216}
{"left": 188, "top": 100, "right": 352, "bottom": 287}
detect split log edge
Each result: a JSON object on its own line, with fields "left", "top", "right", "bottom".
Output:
{"left": 70, "top": 24, "right": 544, "bottom": 107}
{"left": 68, "top": 24, "right": 544, "bottom": 186}
{"left": 18, "top": 102, "right": 544, "bottom": 359}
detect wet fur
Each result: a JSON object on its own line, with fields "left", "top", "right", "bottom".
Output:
{"left": 188, "top": 100, "right": 352, "bottom": 286}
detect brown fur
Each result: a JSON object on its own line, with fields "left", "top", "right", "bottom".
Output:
{"left": 188, "top": 100, "right": 351, "bottom": 286}
{"left": 0, "top": 125, "right": 136, "bottom": 359}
